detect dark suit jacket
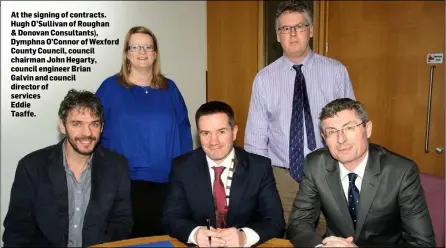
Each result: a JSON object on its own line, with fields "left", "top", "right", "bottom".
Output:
{"left": 2, "top": 139, "right": 133, "bottom": 247}
{"left": 287, "top": 143, "right": 435, "bottom": 247}
{"left": 162, "top": 147, "right": 285, "bottom": 245}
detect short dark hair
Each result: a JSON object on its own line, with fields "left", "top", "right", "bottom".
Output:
{"left": 58, "top": 89, "right": 104, "bottom": 124}
{"left": 195, "top": 101, "right": 235, "bottom": 129}
{"left": 276, "top": 0, "right": 313, "bottom": 29}
{"left": 319, "top": 98, "right": 368, "bottom": 129}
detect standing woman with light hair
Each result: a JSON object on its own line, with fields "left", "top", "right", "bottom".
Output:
{"left": 95, "top": 26, "right": 193, "bottom": 238}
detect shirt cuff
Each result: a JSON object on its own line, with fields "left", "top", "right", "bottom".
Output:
{"left": 188, "top": 226, "right": 202, "bottom": 244}
{"left": 315, "top": 244, "right": 323, "bottom": 247}
{"left": 240, "top": 227, "right": 260, "bottom": 247}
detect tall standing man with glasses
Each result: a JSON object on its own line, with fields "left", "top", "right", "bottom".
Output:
{"left": 287, "top": 98, "right": 435, "bottom": 247}
{"left": 244, "top": 0, "right": 355, "bottom": 230}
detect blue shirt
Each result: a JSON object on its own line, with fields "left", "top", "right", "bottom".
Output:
{"left": 95, "top": 74, "right": 193, "bottom": 182}
{"left": 244, "top": 51, "right": 355, "bottom": 168}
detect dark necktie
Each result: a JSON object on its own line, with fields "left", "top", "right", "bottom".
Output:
{"left": 348, "top": 173, "right": 360, "bottom": 227}
{"left": 289, "top": 65, "right": 316, "bottom": 182}
{"left": 212, "top": 166, "right": 227, "bottom": 228}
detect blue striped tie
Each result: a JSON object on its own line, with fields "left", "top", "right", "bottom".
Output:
{"left": 289, "top": 65, "right": 316, "bottom": 182}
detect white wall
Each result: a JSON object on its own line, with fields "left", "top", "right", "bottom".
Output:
{"left": 1, "top": 1, "right": 206, "bottom": 239}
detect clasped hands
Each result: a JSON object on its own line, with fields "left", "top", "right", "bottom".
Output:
{"left": 195, "top": 227, "right": 246, "bottom": 247}
{"left": 321, "top": 236, "right": 357, "bottom": 247}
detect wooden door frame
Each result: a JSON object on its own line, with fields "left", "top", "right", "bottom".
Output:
{"left": 258, "top": 1, "right": 265, "bottom": 70}
{"left": 313, "top": 0, "right": 329, "bottom": 56}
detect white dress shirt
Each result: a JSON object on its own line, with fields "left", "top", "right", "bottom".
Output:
{"left": 188, "top": 148, "right": 260, "bottom": 247}
{"left": 244, "top": 51, "right": 356, "bottom": 169}
{"left": 338, "top": 151, "right": 369, "bottom": 199}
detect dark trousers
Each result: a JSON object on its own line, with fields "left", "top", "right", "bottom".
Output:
{"left": 130, "top": 180, "right": 168, "bottom": 238}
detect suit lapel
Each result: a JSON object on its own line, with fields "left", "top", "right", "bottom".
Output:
{"left": 195, "top": 149, "right": 217, "bottom": 226}
{"left": 227, "top": 148, "right": 249, "bottom": 226}
{"left": 325, "top": 159, "right": 355, "bottom": 234}
{"left": 47, "top": 140, "right": 69, "bottom": 242}
{"left": 355, "top": 147, "right": 381, "bottom": 239}
{"left": 83, "top": 148, "right": 105, "bottom": 227}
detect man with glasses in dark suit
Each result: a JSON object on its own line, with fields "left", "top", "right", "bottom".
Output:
{"left": 287, "top": 98, "right": 435, "bottom": 247}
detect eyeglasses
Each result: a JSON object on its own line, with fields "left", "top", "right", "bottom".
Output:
{"left": 323, "top": 122, "right": 366, "bottom": 139}
{"left": 278, "top": 23, "right": 310, "bottom": 34}
{"left": 128, "top": 44, "right": 155, "bottom": 53}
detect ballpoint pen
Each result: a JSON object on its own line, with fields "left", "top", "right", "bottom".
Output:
{"left": 206, "top": 218, "right": 211, "bottom": 244}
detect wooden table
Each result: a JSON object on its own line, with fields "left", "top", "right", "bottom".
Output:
{"left": 90, "top": 235, "right": 293, "bottom": 247}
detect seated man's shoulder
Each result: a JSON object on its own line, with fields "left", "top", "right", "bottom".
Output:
{"left": 242, "top": 147, "right": 269, "bottom": 159}
{"left": 171, "top": 148, "right": 201, "bottom": 170}
{"left": 238, "top": 147, "right": 272, "bottom": 169}
{"left": 96, "top": 146, "right": 128, "bottom": 168}
{"left": 19, "top": 143, "right": 58, "bottom": 167}
{"left": 372, "top": 143, "right": 417, "bottom": 170}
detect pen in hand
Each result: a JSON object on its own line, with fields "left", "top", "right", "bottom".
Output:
{"left": 206, "top": 218, "right": 211, "bottom": 244}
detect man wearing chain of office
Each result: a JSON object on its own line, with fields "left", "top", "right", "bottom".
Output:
{"left": 162, "top": 101, "right": 285, "bottom": 247}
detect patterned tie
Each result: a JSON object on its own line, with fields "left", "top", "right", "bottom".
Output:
{"left": 289, "top": 65, "right": 316, "bottom": 182}
{"left": 348, "top": 173, "right": 360, "bottom": 227}
{"left": 212, "top": 166, "right": 227, "bottom": 228}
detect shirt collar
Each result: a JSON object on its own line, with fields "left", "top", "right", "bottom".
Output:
{"left": 62, "top": 138, "right": 94, "bottom": 172}
{"left": 281, "top": 49, "right": 315, "bottom": 71}
{"left": 339, "top": 151, "right": 369, "bottom": 181}
{"left": 206, "top": 148, "right": 235, "bottom": 169}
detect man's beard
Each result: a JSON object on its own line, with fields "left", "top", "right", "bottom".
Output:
{"left": 66, "top": 135, "right": 98, "bottom": 156}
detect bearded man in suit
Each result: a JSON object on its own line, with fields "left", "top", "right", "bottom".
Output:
{"left": 3, "top": 89, "right": 133, "bottom": 247}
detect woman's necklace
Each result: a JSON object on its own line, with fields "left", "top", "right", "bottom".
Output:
{"left": 132, "top": 75, "right": 152, "bottom": 94}
{"left": 140, "top": 85, "right": 150, "bottom": 94}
